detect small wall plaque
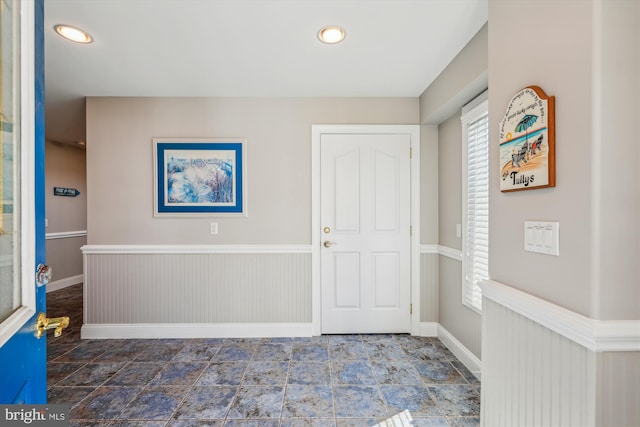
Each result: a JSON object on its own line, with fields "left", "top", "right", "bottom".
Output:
{"left": 499, "top": 86, "right": 555, "bottom": 192}
{"left": 53, "top": 187, "right": 80, "bottom": 197}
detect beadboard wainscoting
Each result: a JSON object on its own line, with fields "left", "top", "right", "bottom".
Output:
{"left": 81, "top": 245, "right": 313, "bottom": 339}
{"left": 420, "top": 249, "right": 439, "bottom": 324}
{"left": 481, "top": 280, "right": 640, "bottom": 427}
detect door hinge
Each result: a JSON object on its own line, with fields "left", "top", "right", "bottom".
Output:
{"left": 410, "top": 226, "right": 412, "bottom": 237}
{"left": 410, "top": 304, "right": 413, "bottom": 315}
{"left": 410, "top": 147, "right": 413, "bottom": 159}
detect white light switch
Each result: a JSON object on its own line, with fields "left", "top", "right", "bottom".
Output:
{"left": 210, "top": 223, "right": 218, "bottom": 235}
{"left": 456, "top": 224, "right": 462, "bottom": 238}
{"left": 524, "top": 221, "right": 559, "bottom": 256}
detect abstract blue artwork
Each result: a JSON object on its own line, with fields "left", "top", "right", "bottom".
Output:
{"left": 153, "top": 138, "right": 246, "bottom": 215}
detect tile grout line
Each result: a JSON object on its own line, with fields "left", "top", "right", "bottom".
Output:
{"left": 47, "top": 283, "right": 482, "bottom": 426}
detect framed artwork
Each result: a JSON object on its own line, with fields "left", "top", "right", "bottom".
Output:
{"left": 153, "top": 138, "right": 247, "bottom": 216}
{"left": 499, "top": 86, "right": 555, "bottom": 192}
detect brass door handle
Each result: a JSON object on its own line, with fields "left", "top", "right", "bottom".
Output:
{"left": 35, "top": 313, "right": 69, "bottom": 339}
{"left": 323, "top": 241, "right": 336, "bottom": 248}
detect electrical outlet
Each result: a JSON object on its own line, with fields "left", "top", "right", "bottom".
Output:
{"left": 210, "top": 223, "right": 218, "bottom": 235}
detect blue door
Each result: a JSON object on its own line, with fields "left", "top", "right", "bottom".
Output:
{"left": 0, "top": 0, "right": 47, "bottom": 404}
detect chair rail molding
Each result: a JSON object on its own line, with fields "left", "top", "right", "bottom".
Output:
{"left": 81, "top": 244, "right": 313, "bottom": 254}
{"left": 420, "top": 244, "right": 462, "bottom": 261}
{"left": 46, "top": 230, "right": 87, "bottom": 240}
{"left": 481, "top": 279, "right": 640, "bottom": 352}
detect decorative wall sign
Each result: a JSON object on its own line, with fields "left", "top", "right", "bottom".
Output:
{"left": 53, "top": 187, "right": 81, "bottom": 197}
{"left": 153, "top": 138, "right": 247, "bottom": 216}
{"left": 499, "top": 86, "right": 555, "bottom": 192}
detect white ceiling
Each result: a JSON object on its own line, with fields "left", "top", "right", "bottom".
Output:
{"left": 44, "top": 0, "right": 488, "bottom": 143}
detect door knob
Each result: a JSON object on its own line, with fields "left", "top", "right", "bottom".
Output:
{"left": 323, "top": 241, "right": 336, "bottom": 248}
{"left": 35, "top": 264, "right": 52, "bottom": 287}
{"left": 35, "top": 313, "right": 69, "bottom": 339}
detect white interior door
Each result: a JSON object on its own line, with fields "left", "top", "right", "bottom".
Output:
{"left": 320, "top": 133, "right": 411, "bottom": 334}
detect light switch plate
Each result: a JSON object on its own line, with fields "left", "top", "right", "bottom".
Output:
{"left": 210, "top": 223, "right": 218, "bottom": 235}
{"left": 524, "top": 221, "right": 559, "bottom": 256}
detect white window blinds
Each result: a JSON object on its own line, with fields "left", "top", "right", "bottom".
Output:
{"left": 461, "top": 94, "right": 489, "bottom": 313}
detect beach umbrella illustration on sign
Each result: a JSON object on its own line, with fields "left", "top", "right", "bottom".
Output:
{"left": 516, "top": 114, "right": 538, "bottom": 154}
{"left": 516, "top": 114, "right": 538, "bottom": 133}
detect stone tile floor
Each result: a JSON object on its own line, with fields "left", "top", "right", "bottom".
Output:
{"left": 46, "top": 284, "right": 480, "bottom": 426}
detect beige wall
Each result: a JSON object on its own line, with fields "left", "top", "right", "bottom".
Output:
{"left": 419, "top": 21, "right": 487, "bottom": 359}
{"left": 437, "top": 111, "right": 481, "bottom": 359}
{"left": 420, "top": 124, "right": 438, "bottom": 244}
{"left": 592, "top": 0, "right": 640, "bottom": 320}
{"left": 489, "top": 0, "right": 639, "bottom": 320}
{"left": 45, "top": 141, "right": 86, "bottom": 233}
{"left": 420, "top": 23, "right": 488, "bottom": 125}
{"left": 437, "top": 113, "right": 462, "bottom": 251}
{"left": 489, "top": 0, "right": 593, "bottom": 318}
{"left": 486, "top": 1, "right": 639, "bottom": 425}
{"left": 86, "top": 97, "right": 418, "bottom": 245}
{"left": 45, "top": 140, "right": 86, "bottom": 284}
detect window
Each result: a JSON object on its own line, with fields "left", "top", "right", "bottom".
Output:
{"left": 461, "top": 91, "right": 489, "bottom": 313}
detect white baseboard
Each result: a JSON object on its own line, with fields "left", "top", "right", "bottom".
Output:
{"left": 419, "top": 322, "right": 438, "bottom": 337}
{"left": 46, "top": 274, "right": 83, "bottom": 293}
{"left": 437, "top": 324, "right": 482, "bottom": 380}
{"left": 418, "top": 322, "right": 482, "bottom": 380}
{"left": 81, "top": 322, "right": 313, "bottom": 339}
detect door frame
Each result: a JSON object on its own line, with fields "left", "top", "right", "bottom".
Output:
{"left": 311, "top": 124, "right": 420, "bottom": 336}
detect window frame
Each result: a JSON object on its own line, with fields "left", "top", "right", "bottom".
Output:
{"left": 460, "top": 91, "right": 489, "bottom": 314}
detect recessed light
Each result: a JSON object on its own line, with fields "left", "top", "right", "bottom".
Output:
{"left": 54, "top": 24, "right": 92, "bottom": 44}
{"left": 318, "top": 26, "right": 345, "bottom": 44}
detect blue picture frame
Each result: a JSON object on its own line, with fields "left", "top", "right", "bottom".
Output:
{"left": 153, "top": 138, "right": 247, "bottom": 216}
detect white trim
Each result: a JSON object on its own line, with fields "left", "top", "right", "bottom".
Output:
{"left": 437, "top": 324, "right": 482, "bottom": 380}
{"left": 420, "top": 244, "right": 438, "bottom": 254}
{"left": 46, "top": 274, "right": 83, "bottom": 293}
{"left": 419, "top": 322, "right": 438, "bottom": 337}
{"left": 311, "top": 125, "right": 421, "bottom": 336}
{"left": 481, "top": 279, "right": 640, "bottom": 352}
{"left": 0, "top": 0, "right": 36, "bottom": 349}
{"left": 438, "top": 245, "right": 463, "bottom": 261}
{"left": 419, "top": 244, "right": 463, "bottom": 261}
{"left": 0, "top": 307, "right": 35, "bottom": 349}
{"left": 461, "top": 90, "right": 489, "bottom": 117}
{"left": 409, "top": 127, "right": 421, "bottom": 336}
{"left": 46, "top": 230, "right": 87, "bottom": 240}
{"left": 81, "top": 244, "right": 312, "bottom": 255}
{"left": 311, "top": 127, "right": 321, "bottom": 336}
{"left": 81, "top": 322, "right": 313, "bottom": 339}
